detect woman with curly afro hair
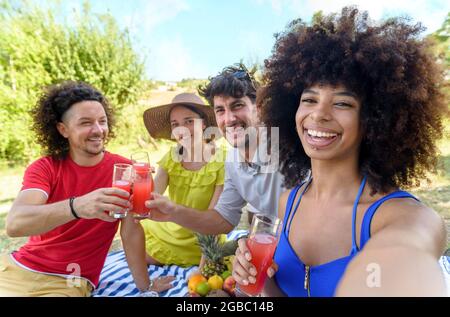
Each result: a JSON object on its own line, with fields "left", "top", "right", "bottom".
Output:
{"left": 232, "top": 7, "right": 448, "bottom": 296}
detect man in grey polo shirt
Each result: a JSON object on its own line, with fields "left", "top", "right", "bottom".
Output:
{"left": 146, "top": 63, "right": 285, "bottom": 234}
{"left": 214, "top": 126, "right": 284, "bottom": 228}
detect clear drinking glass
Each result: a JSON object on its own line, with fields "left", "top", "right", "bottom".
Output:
{"left": 130, "top": 152, "right": 153, "bottom": 219}
{"left": 110, "top": 163, "right": 132, "bottom": 219}
{"left": 236, "top": 214, "right": 283, "bottom": 297}
{"left": 131, "top": 152, "right": 150, "bottom": 171}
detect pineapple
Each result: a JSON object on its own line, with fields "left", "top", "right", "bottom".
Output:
{"left": 195, "top": 234, "right": 238, "bottom": 279}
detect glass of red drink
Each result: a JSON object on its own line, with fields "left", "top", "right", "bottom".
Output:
{"left": 131, "top": 152, "right": 150, "bottom": 172}
{"left": 130, "top": 152, "right": 153, "bottom": 219}
{"left": 236, "top": 214, "right": 282, "bottom": 297}
{"left": 110, "top": 163, "right": 132, "bottom": 219}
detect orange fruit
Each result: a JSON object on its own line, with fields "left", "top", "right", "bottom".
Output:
{"left": 188, "top": 274, "right": 207, "bottom": 293}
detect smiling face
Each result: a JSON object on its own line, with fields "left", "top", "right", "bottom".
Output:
{"left": 212, "top": 95, "right": 258, "bottom": 148}
{"left": 296, "top": 84, "right": 363, "bottom": 162}
{"left": 169, "top": 105, "right": 205, "bottom": 149}
{"left": 56, "top": 100, "right": 109, "bottom": 160}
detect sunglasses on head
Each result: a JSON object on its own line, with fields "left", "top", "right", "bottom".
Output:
{"left": 232, "top": 70, "right": 250, "bottom": 79}
{"left": 230, "top": 68, "right": 258, "bottom": 91}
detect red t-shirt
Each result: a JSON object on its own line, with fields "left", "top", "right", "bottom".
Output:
{"left": 12, "top": 151, "right": 130, "bottom": 287}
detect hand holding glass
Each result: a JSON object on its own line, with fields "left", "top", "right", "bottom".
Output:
{"left": 131, "top": 152, "right": 150, "bottom": 172}
{"left": 130, "top": 152, "right": 153, "bottom": 219}
{"left": 110, "top": 163, "right": 132, "bottom": 219}
{"left": 236, "top": 214, "right": 282, "bottom": 296}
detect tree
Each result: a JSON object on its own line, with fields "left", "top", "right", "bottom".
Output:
{"left": 428, "top": 12, "right": 449, "bottom": 106}
{"left": 0, "top": 0, "right": 145, "bottom": 163}
{"left": 429, "top": 13, "right": 449, "bottom": 70}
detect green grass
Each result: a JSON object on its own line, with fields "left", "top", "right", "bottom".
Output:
{"left": 0, "top": 165, "right": 26, "bottom": 214}
{"left": 0, "top": 213, "right": 27, "bottom": 254}
{"left": 411, "top": 153, "right": 450, "bottom": 219}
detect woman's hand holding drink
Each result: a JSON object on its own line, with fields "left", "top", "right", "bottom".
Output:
{"left": 233, "top": 214, "right": 282, "bottom": 297}
{"left": 130, "top": 152, "right": 154, "bottom": 219}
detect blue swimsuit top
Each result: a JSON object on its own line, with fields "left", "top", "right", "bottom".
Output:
{"left": 273, "top": 176, "right": 418, "bottom": 297}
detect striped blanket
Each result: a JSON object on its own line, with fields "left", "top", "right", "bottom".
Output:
{"left": 92, "top": 231, "right": 450, "bottom": 297}
{"left": 440, "top": 255, "right": 450, "bottom": 296}
{"left": 92, "top": 230, "right": 248, "bottom": 297}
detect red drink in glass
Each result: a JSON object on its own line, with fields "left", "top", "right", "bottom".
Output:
{"left": 133, "top": 162, "right": 150, "bottom": 174}
{"left": 238, "top": 233, "right": 278, "bottom": 296}
{"left": 110, "top": 163, "right": 132, "bottom": 218}
{"left": 113, "top": 179, "right": 131, "bottom": 193}
{"left": 235, "top": 214, "right": 282, "bottom": 297}
{"left": 112, "top": 180, "right": 131, "bottom": 202}
{"left": 131, "top": 163, "right": 153, "bottom": 219}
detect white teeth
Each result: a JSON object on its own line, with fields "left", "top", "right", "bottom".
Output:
{"left": 307, "top": 129, "right": 337, "bottom": 138}
{"left": 228, "top": 125, "right": 244, "bottom": 132}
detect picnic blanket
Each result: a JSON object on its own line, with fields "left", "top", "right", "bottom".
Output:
{"left": 92, "top": 229, "right": 248, "bottom": 297}
{"left": 92, "top": 233, "right": 450, "bottom": 297}
{"left": 440, "top": 255, "right": 450, "bottom": 296}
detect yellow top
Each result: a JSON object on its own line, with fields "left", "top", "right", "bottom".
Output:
{"left": 141, "top": 145, "right": 226, "bottom": 267}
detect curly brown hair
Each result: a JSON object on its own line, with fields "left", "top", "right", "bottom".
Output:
{"left": 198, "top": 62, "right": 259, "bottom": 105}
{"left": 32, "top": 81, "right": 115, "bottom": 158}
{"left": 259, "top": 7, "right": 448, "bottom": 193}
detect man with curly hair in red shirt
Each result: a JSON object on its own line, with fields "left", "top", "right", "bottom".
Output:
{"left": 0, "top": 81, "right": 132, "bottom": 296}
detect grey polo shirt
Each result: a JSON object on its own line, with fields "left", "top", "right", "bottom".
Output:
{"left": 214, "top": 144, "right": 285, "bottom": 227}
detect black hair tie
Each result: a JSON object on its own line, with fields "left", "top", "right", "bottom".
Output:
{"left": 69, "top": 197, "right": 81, "bottom": 219}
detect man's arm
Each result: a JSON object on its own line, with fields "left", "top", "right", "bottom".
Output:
{"left": 6, "top": 187, "right": 130, "bottom": 237}
{"left": 336, "top": 201, "right": 447, "bottom": 296}
{"left": 146, "top": 193, "right": 234, "bottom": 235}
{"left": 7, "top": 190, "right": 75, "bottom": 237}
{"left": 145, "top": 163, "right": 245, "bottom": 235}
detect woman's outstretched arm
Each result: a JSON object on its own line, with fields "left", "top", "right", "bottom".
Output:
{"left": 336, "top": 200, "right": 447, "bottom": 296}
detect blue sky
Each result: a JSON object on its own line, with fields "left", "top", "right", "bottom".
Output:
{"left": 61, "top": 0, "right": 448, "bottom": 81}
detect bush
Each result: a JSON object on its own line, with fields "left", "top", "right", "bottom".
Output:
{"left": 0, "top": 0, "right": 145, "bottom": 164}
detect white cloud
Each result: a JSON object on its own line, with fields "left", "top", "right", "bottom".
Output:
{"left": 142, "top": 0, "right": 190, "bottom": 31}
{"left": 146, "top": 36, "right": 208, "bottom": 81}
{"left": 270, "top": 0, "right": 284, "bottom": 15}
{"left": 107, "top": 0, "right": 195, "bottom": 81}
{"left": 251, "top": 0, "right": 283, "bottom": 15}
{"left": 124, "top": 0, "right": 190, "bottom": 33}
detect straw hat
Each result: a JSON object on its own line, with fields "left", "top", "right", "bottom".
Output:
{"left": 143, "top": 93, "right": 217, "bottom": 140}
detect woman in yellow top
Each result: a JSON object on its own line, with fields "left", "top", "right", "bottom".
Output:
{"left": 121, "top": 93, "right": 225, "bottom": 295}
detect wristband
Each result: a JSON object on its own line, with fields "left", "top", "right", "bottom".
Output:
{"left": 69, "top": 197, "right": 81, "bottom": 219}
